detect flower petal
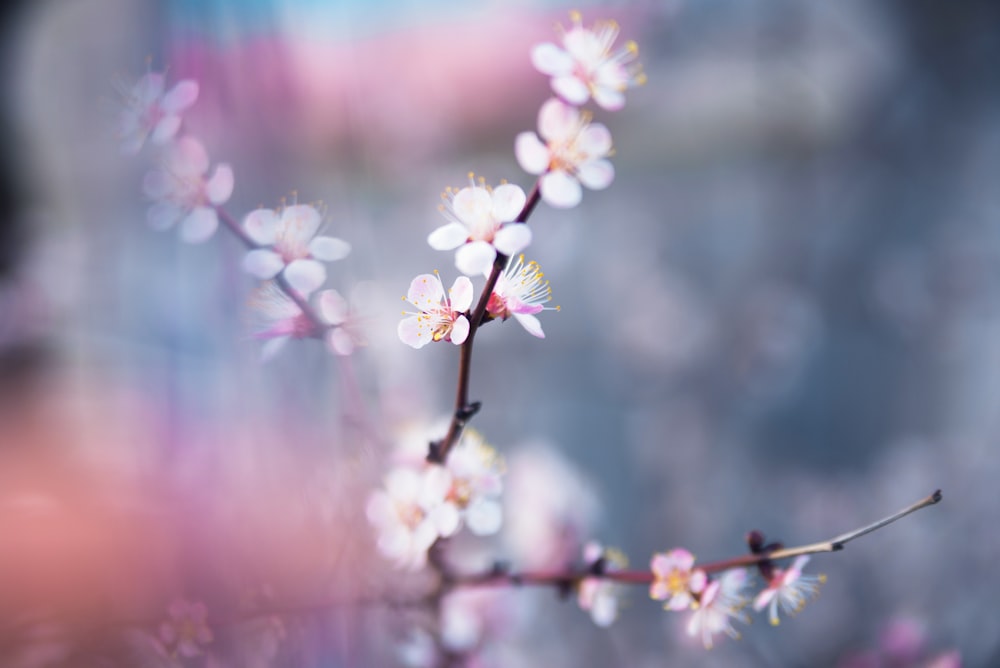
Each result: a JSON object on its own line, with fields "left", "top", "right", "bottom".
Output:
{"left": 538, "top": 97, "right": 579, "bottom": 143}
{"left": 284, "top": 258, "right": 326, "bottom": 295}
{"left": 206, "top": 164, "right": 234, "bottom": 204}
{"left": 577, "top": 159, "right": 614, "bottom": 191}
{"left": 579, "top": 123, "right": 613, "bottom": 157}
{"left": 281, "top": 204, "right": 322, "bottom": 242}
{"left": 260, "top": 335, "right": 289, "bottom": 361}
{"left": 455, "top": 241, "right": 496, "bottom": 276}
{"left": 407, "top": 274, "right": 444, "bottom": 308}
{"left": 513, "top": 312, "right": 545, "bottom": 338}
{"left": 531, "top": 42, "right": 573, "bottom": 75}
{"left": 450, "top": 315, "right": 469, "bottom": 345}
{"left": 449, "top": 276, "right": 474, "bottom": 312}
{"left": 309, "top": 236, "right": 351, "bottom": 261}
{"left": 150, "top": 115, "right": 181, "bottom": 144}
{"left": 243, "top": 208, "right": 280, "bottom": 245}
{"left": 552, "top": 75, "right": 590, "bottom": 106}
{"left": 243, "top": 249, "right": 284, "bottom": 279}
{"left": 317, "top": 289, "right": 348, "bottom": 325}
{"left": 514, "top": 132, "right": 550, "bottom": 175}
{"left": 452, "top": 187, "right": 493, "bottom": 226}
{"left": 160, "top": 80, "right": 199, "bottom": 113}
{"left": 540, "top": 170, "right": 583, "bottom": 208}
{"left": 171, "top": 136, "right": 209, "bottom": 176}
{"left": 493, "top": 224, "right": 531, "bottom": 257}
{"left": 179, "top": 207, "right": 218, "bottom": 243}
{"left": 428, "top": 222, "right": 470, "bottom": 251}
{"left": 465, "top": 499, "right": 502, "bottom": 536}
{"left": 398, "top": 315, "right": 429, "bottom": 348}
{"left": 490, "top": 184, "right": 526, "bottom": 222}
{"left": 327, "top": 327, "right": 354, "bottom": 356}
{"left": 592, "top": 85, "right": 626, "bottom": 112}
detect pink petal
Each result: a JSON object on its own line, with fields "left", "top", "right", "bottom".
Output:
{"left": 171, "top": 136, "right": 209, "bottom": 176}
{"left": 452, "top": 187, "right": 493, "bottom": 227}
{"left": 243, "top": 249, "right": 284, "bottom": 279}
{"left": 406, "top": 274, "right": 444, "bottom": 308}
{"left": 490, "top": 184, "right": 526, "bottom": 221}
{"left": 327, "top": 327, "right": 354, "bottom": 356}
{"left": 281, "top": 204, "right": 322, "bottom": 242}
{"left": 530, "top": 43, "right": 573, "bottom": 75}
{"left": 160, "top": 80, "right": 199, "bottom": 113}
{"left": 309, "top": 236, "right": 351, "bottom": 261}
{"left": 579, "top": 123, "right": 613, "bottom": 157}
{"left": 398, "top": 315, "right": 429, "bottom": 349}
{"left": 150, "top": 115, "right": 181, "bottom": 144}
{"left": 428, "top": 222, "right": 470, "bottom": 250}
{"left": 577, "top": 159, "right": 614, "bottom": 191}
{"left": 179, "top": 207, "right": 218, "bottom": 243}
{"left": 513, "top": 312, "right": 544, "bottom": 338}
{"left": 540, "top": 171, "right": 582, "bottom": 208}
{"left": 538, "top": 97, "right": 579, "bottom": 143}
{"left": 206, "top": 164, "right": 234, "bottom": 204}
{"left": 243, "top": 208, "right": 280, "bottom": 245}
{"left": 449, "top": 276, "right": 474, "bottom": 312}
{"left": 284, "top": 258, "right": 326, "bottom": 295}
{"left": 455, "top": 241, "right": 496, "bottom": 276}
{"left": 552, "top": 75, "right": 590, "bottom": 106}
{"left": 649, "top": 581, "right": 670, "bottom": 601}
{"left": 514, "top": 132, "right": 550, "bottom": 175}
{"left": 422, "top": 465, "right": 452, "bottom": 504}
{"left": 431, "top": 504, "right": 461, "bottom": 538}
{"left": 493, "top": 224, "right": 531, "bottom": 257}
{"left": 317, "top": 289, "right": 349, "bottom": 325}
{"left": 451, "top": 315, "right": 470, "bottom": 345}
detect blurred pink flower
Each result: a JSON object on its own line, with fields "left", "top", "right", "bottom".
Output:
{"left": 753, "top": 555, "right": 825, "bottom": 626}
{"left": 686, "top": 569, "right": 750, "bottom": 650}
{"left": 248, "top": 282, "right": 316, "bottom": 360}
{"left": 577, "top": 541, "right": 627, "bottom": 627}
{"left": 443, "top": 429, "right": 504, "bottom": 536}
{"left": 117, "top": 72, "right": 198, "bottom": 155}
{"left": 486, "top": 254, "right": 557, "bottom": 338}
{"left": 649, "top": 548, "right": 707, "bottom": 611}
{"left": 317, "top": 288, "right": 365, "bottom": 356}
{"left": 159, "top": 599, "right": 213, "bottom": 658}
{"left": 398, "top": 273, "right": 473, "bottom": 349}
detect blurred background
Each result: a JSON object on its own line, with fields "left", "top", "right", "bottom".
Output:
{"left": 0, "top": 0, "right": 997, "bottom": 665}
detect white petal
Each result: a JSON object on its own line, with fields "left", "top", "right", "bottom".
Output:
{"left": 309, "top": 236, "right": 351, "bottom": 261}
{"left": 260, "top": 336, "right": 289, "bottom": 361}
{"left": 147, "top": 202, "right": 181, "bottom": 230}
{"left": 160, "top": 80, "right": 199, "bottom": 112}
{"left": 150, "top": 115, "right": 181, "bottom": 144}
{"left": 243, "top": 208, "right": 280, "bottom": 245}
{"left": 451, "top": 315, "right": 469, "bottom": 345}
{"left": 540, "top": 171, "right": 582, "bottom": 208}
{"left": 327, "top": 327, "right": 354, "bottom": 356}
{"left": 428, "top": 222, "right": 470, "bottom": 250}
{"left": 513, "top": 312, "right": 545, "bottom": 338}
{"left": 530, "top": 43, "right": 573, "bottom": 75}
{"left": 206, "top": 164, "right": 234, "bottom": 204}
{"left": 577, "top": 159, "right": 614, "bottom": 191}
{"left": 281, "top": 204, "right": 322, "bottom": 242}
{"left": 538, "top": 97, "right": 579, "bottom": 143}
{"left": 592, "top": 85, "right": 626, "bottom": 112}
{"left": 284, "top": 258, "right": 326, "bottom": 295}
{"left": 455, "top": 241, "right": 496, "bottom": 276}
{"left": 490, "top": 184, "right": 526, "bottom": 222}
{"left": 430, "top": 504, "right": 461, "bottom": 538}
{"left": 552, "top": 75, "right": 591, "bottom": 106}
{"left": 591, "top": 594, "right": 618, "bottom": 627}
{"left": 398, "top": 316, "right": 429, "bottom": 349}
{"left": 452, "top": 187, "right": 493, "bottom": 226}
{"left": 514, "top": 132, "right": 550, "bottom": 175}
{"left": 579, "top": 123, "right": 613, "bottom": 157}
{"left": 243, "top": 249, "right": 284, "bottom": 279}
{"left": 406, "top": 274, "right": 444, "bottom": 308}
{"left": 493, "top": 224, "right": 531, "bottom": 256}
{"left": 449, "top": 276, "right": 474, "bottom": 312}
{"left": 179, "top": 207, "right": 218, "bottom": 243}
{"left": 317, "top": 289, "right": 348, "bottom": 325}
{"left": 422, "top": 465, "right": 452, "bottom": 504}
{"left": 465, "top": 499, "right": 502, "bottom": 536}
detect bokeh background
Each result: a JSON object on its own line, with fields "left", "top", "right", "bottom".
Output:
{"left": 0, "top": 0, "right": 997, "bottom": 666}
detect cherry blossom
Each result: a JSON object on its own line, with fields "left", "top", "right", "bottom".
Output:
{"left": 649, "top": 548, "right": 707, "bottom": 611}
{"left": 242, "top": 204, "right": 350, "bottom": 296}
{"left": 516, "top": 98, "right": 614, "bottom": 208}
{"left": 686, "top": 569, "right": 750, "bottom": 649}
{"left": 117, "top": 71, "right": 198, "bottom": 155}
{"left": 531, "top": 11, "right": 645, "bottom": 111}
{"left": 398, "top": 273, "right": 473, "bottom": 349}
{"left": 427, "top": 177, "right": 531, "bottom": 276}
{"left": 365, "top": 465, "right": 460, "bottom": 571}
{"left": 486, "top": 254, "right": 559, "bottom": 338}
{"left": 752, "top": 555, "right": 826, "bottom": 626}
{"left": 442, "top": 429, "right": 504, "bottom": 536}
{"left": 158, "top": 599, "right": 213, "bottom": 658}
{"left": 248, "top": 282, "right": 317, "bottom": 361}
{"left": 142, "top": 136, "right": 233, "bottom": 243}
{"left": 317, "top": 288, "right": 366, "bottom": 356}
{"left": 577, "top": 541, "right": 627, "bottom": 627}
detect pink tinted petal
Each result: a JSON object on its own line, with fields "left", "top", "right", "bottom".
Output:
{"left": 577, "top": 159, "right": 615, "bottom": 191}
{"left": 206, "top": 164, "right": 234, "bottom": 204}
{"left": 309, "top": 236, "right": 351, "bottom": 261}
{"left": 531, "top": 42, "right": 573, "bottom": 75}
{"left": 432, "top": 504, "right": 461, "bottom": 538}
{"left": 592, "top": 85, "right": 626, "bottom": 112}
{"left": 243, "top": 208, "right": 280, "bottom": 245}
{"left": 284, "top": 258, "right": 326, "bottom": 295}
{"left": 398, "top": 316, "right": 429, "bottom": 349}
{"left": 160, "top": 80, "right": 199, "bottom": 112}
{"left": 579, "top": 123, "right": 613, "bottom": 156}
{"left": 243, "top": 249, "right": 284, "bottom": 279}
{"left": 327, "top": 327, "right": 354, "bottom": 356}
{"left": 317, "top": 289, "right": 348, "bottom": 325}
{"left": 150, "top": 115, "right": 181, "bottom": 144}
{"left": 406, "top": 274, "right": 444, "bottom": 308}
{"left": 455, "top": 241, "right": 496, "bottom": 276}
{"left": 552, "top": 75, "right": 590, "bottom": 106}
{"left": 260, "top": 336, "right": 289, "bottom": 361}
{"left": 281, "top": 204, "right": 322, "bottom": 242}
{"left": 690, "top": 568, "right": 707, "bottom": 592}
{"left": 540, "top": 171, "right": 583, "bottom": 208}
{"left": 493, "top": 224, "right": 531, "bottom": 256}
{"left": 649, "top": 581, "right": 669, "bottom": 601}
{"left": 490, "top": 184, "right": 526, "bottom": 221}
{"left": 650, "top": 553, "right": 671, "bottom": 577}
{"left": 142, "top": 170, "right": 172, "bottom": 199}
{"left": 452, "top": 187, "right": 492, "bottom": 226}
{"left": 171, "top": 136, "right": 209, "bottom": 175}
{"left": 450, "top": 315, "right": 469, "bottom": 345}
{"left": 753, "top": 588, "right": 777, "bottom": 611}
{"left": 422, "top": 466, "right": 452, "bottom": 504}
{"left": 147, "top": 202, "right": 181, "bottom": 230}
{"left": 180, "top": 207, "right": 218, "bottom": 243}
{"left": 449, "top": 276, "right": 474, "bottom": 312}
{"left": 666, "top": 592, "right": 692, "bottom": 611}
{"left": 513, "top": 312, "right": 544, "bottom": 338}
{"left": 538, "top": 98, "right": 578, "bottom": 143}
{"left": 514, "top": 132, "right": 550, "bottom": 175}
{"left": 465, "top": 499, "right": 502, "bottom": 536}
{"left": 428, "top": 222, "right": 470, "bottom": 250}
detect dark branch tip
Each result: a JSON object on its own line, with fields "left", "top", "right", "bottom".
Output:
{"left": 932, "top": 489, "right": 943, "bottom": 503}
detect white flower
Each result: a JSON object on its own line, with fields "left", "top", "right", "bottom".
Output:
{"left": 117, "top": 71, "right": 198, "bottom": 155}
{"left": 142, "top": 136, "right": 233, "bottom": 243}
{"left": 686, "top": 569, "right": 750, "bottom": 650}
{"left": 398, "top": 273, "right": 473, "bottom": 349}
{"left": 515, "top": 98, "right": 614, "bottom": 209}
{"left": 443, "top": 429, "right": 504, "bottom": 536}
{"left": 486, "top": 254, "right": 558, "bottom": 338}
{"left": 427, "top": 177, "right": 532, "bottom": 276}
{"left": 649, "top": 548, "right": 707, "bottom": 611}
{"left": 577, "top": 542, "right": 627, "bottom": 627}
{"left": 242, "top": 204, "right": 350, "bottom": 296}
{"left": 317, "top": 288, "right": 366, "bottom": 356}
{"left": 365, "top": 466, "right": 460, "bottom": 571}
{"left": 248, "top": 282, "right": 317, "bottom": 361}
{"left": 531, "top": 11, "right": 645, "bottom": 111}
{"left": 752, "top": 556, "right": 825, "bottom": 626}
